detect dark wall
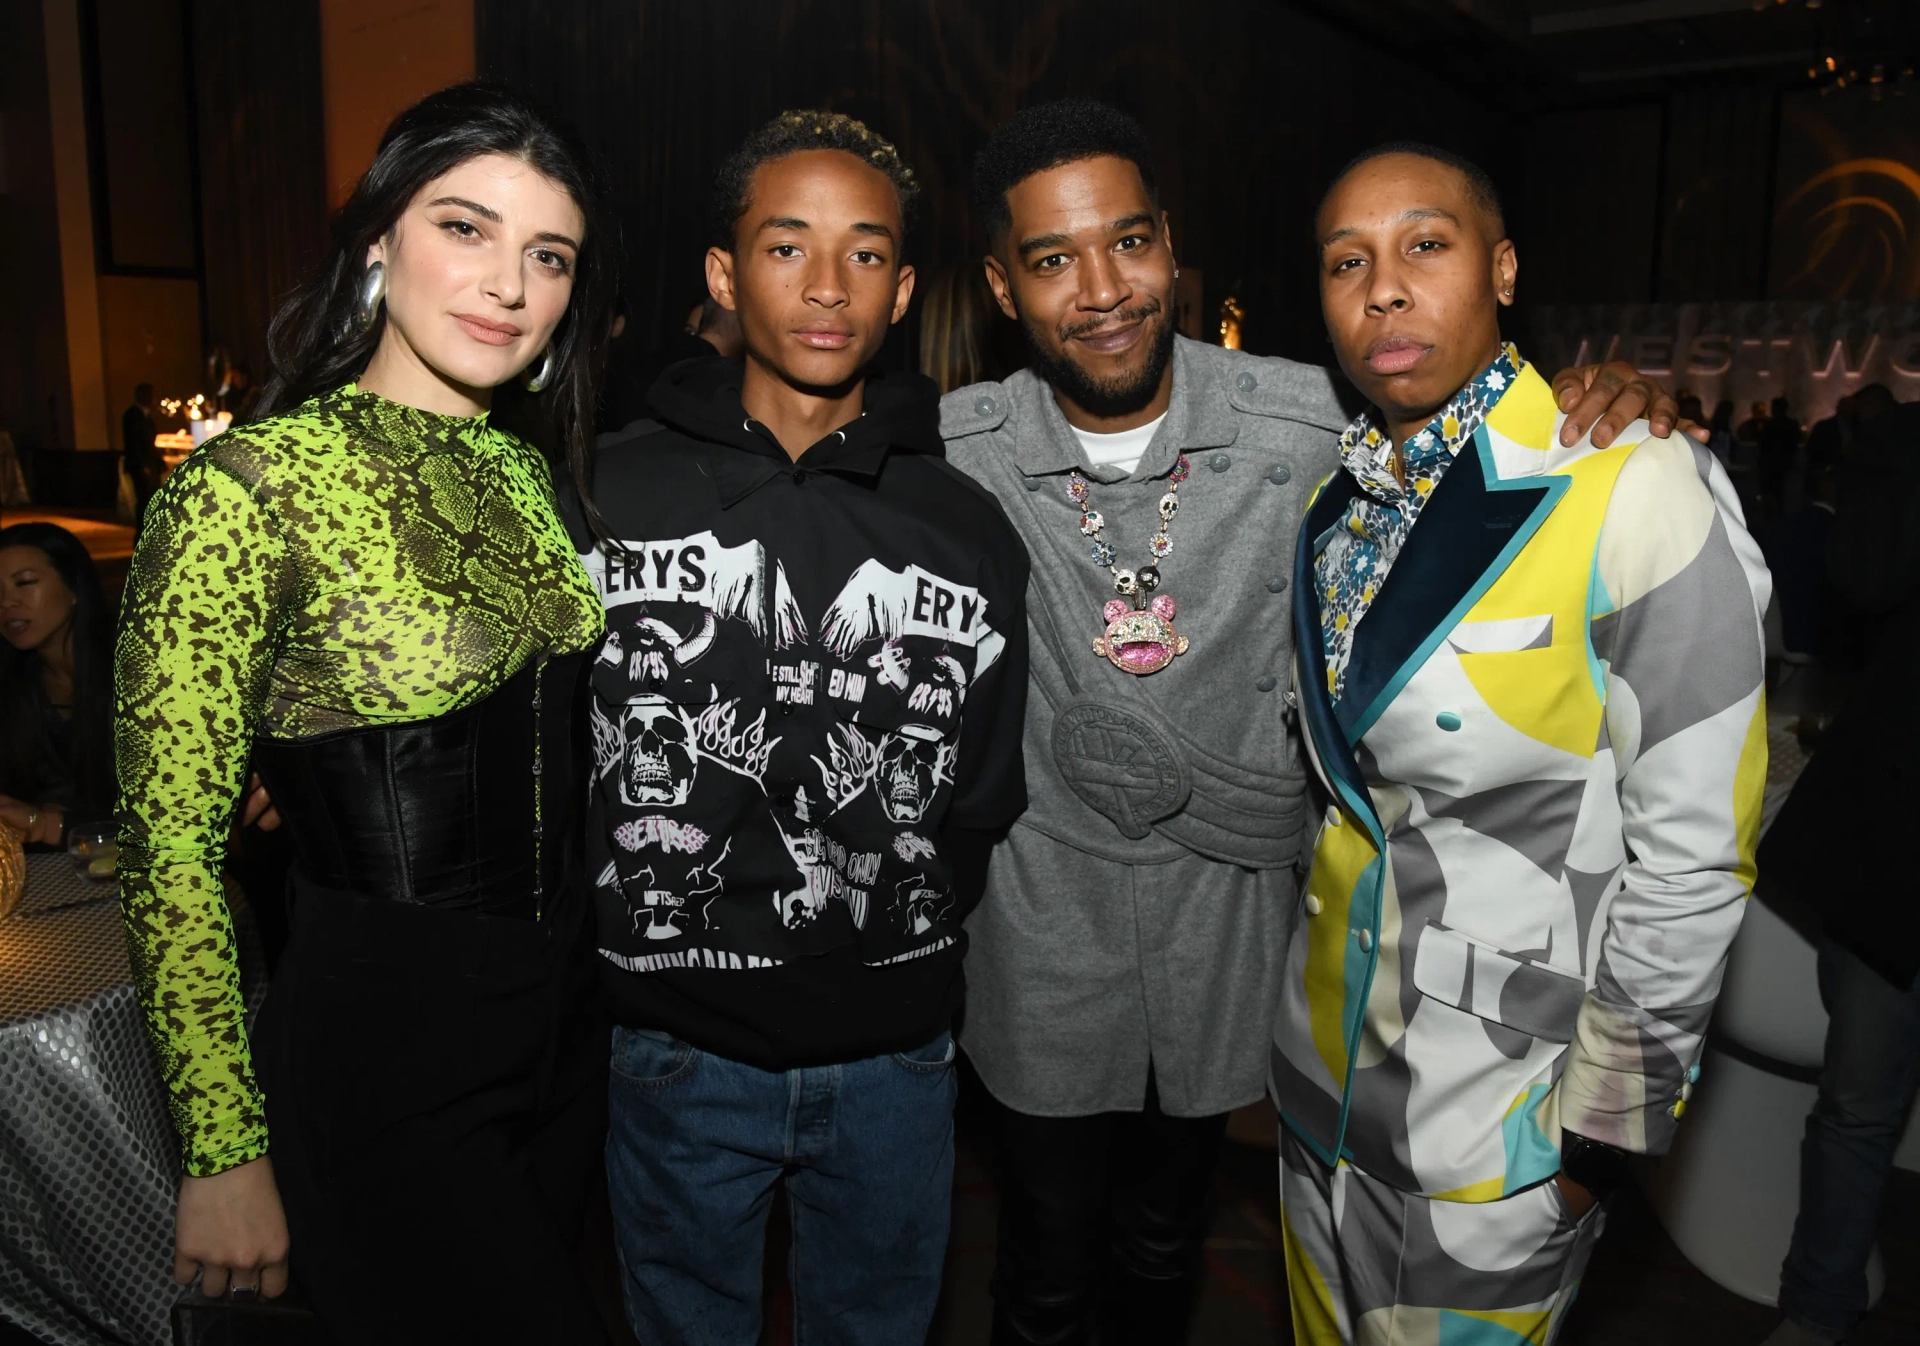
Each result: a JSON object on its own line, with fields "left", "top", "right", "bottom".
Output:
{"left": 84, "top": 0, "right": 199, "bottom": 274}
{"left": 476, "top": 0, "right": 1513, "bottom": 368}
{"left": 0, "top": 0, "right": 73, "bottom": 458}
{"left": 192, "top": 0, "right": 330, "bottom": 386}
{"left": 1656, "top": 86, "right": 1776, "bottom": 303}
{"left": 1520, "top": 103, "right": 1665, "bottom": 306}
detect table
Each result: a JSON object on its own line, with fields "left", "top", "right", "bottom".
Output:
{"left": 0, "top": 854, "right": 262, "bottom": 1346}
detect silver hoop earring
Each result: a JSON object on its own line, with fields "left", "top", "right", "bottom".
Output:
{"left": 524, "top": 346, "right": 558, "bottom": 394}
{"left": 355, "top": 262, "right": 387, "bottom": 333}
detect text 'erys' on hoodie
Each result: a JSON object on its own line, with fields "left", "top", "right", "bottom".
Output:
{"left": 572, "top": 356, "right": 1031, "bottom": 1069}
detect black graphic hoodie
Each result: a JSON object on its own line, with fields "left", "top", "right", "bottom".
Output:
{"left": 574, "top": 357, "right": 1030, "bottom": 1068}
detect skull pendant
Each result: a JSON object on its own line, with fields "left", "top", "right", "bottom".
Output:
{"left": 1092, "top": 594, "right": 1190, "bottom": 676}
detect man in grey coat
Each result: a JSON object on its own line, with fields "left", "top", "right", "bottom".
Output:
{"left": 939, "top": 99, "right": 1686, "bottom": 1346}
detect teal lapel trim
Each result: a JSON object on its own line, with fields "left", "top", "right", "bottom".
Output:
{"left": 1293, "top": 473, "right": 1384, "bottom": 848}
{"left": 1336, "top": 430, "right": 1570, "bottom": 745}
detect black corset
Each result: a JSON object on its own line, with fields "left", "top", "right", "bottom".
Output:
{"left": 253, "top": 654, "right": 585, "bottom": 920}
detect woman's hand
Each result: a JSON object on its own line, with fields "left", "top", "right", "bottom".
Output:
{"left": 238, "top": 774, "right": 281, "bottom": 832}
{"left": 0, "top": 796, "right": 64, "bottom": 846}
{"left": 1554, "top": 1170, "right": 1597, "bottom": 1222}
{"left": 175, "top": 1155, "right": 291, "bottom": 1299}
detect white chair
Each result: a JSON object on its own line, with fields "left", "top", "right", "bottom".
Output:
{"left": 1638, "top": 886, "right": 1919, "bottom": 1306}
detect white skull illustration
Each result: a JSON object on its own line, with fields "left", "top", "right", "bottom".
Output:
{"left": 620, "top": 698, "right": 698, "bottom": 807}
{"left": 877, "top": 731, "right": 945, "bottom": 823}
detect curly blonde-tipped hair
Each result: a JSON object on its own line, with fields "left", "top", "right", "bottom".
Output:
{"left": 709, "top": 109, "right": 920, "bottom": 251}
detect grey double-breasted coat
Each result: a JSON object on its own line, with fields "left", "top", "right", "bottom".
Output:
{"left": 942, "top": 335, "right": 1354, "bottom": 1117}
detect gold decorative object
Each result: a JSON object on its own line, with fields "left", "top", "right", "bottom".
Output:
{"left": 0, "top": 822, "right": 24, "bottom": 921}
{"left": 1219, "top": 294, "right": 1244, "bottom": 351}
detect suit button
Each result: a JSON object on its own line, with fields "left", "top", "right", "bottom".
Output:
{"left": 1267, "top": 576, "right": 1289, "bottom": 593}
{"left": 1267, "top": 465, "right": 1292, "bottom": 485}
{"left": 1671, "top": 1100, "right": 1687, "bottom": 1120}
{"left": 1436, "top": 711, "right": 1462, "bottom": 731}
{"left": 1025, "top": 478, "right": 1043, "bottom": 491}
{"left": 1304, "top": 894, "right": 1324, "bottom": 916}
{"left": 1257, "top": 675, "right": 1277, "bottom": 692}
{"left": 1687, "top": 1062, "right": 1702, "bottom": 1083}
{"left": 1210, "top": 453, "right": 1232, "bottom": 472}
{"left": 1236, "top": 372, "right": 1257, "bottom": 392}
{"left": 1357, "top": 928, "right": 1373, "bottom": 951}
{"left": 976, "top": 396, "right": 996, "bottom": 416}
{"left": 1680, "top": 1082, "right": 1694, "bottom": 1102}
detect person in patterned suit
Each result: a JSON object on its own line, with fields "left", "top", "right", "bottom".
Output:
{"left": 1275, "top": 143, "right": 1772, "bottom": 1344}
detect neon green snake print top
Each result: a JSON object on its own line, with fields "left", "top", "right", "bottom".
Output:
{"left": 115, "top": 386, "right": 604, "bottom": 1176}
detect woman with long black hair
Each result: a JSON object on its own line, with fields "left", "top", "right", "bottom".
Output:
{"left": 0, "top": 522, "right": 116, "bottom": 845}
{"left": 115, "top": 83, "right": 616, "bottom": 1343}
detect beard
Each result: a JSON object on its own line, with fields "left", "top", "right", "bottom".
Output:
{"left": 1019, "top": 298, "right": 1177, "bottom": 420}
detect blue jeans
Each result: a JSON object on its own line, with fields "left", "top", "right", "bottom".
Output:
{"left": 1779, "top": 936, "right": 1920, "bottom": 1336}
{"left": 605, "top": 1026, "right": 958, "bottom": 1345}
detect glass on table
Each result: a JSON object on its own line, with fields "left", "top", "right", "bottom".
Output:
{"left": 0, "top": 821, "right": 21, "bottom": 918}
{"left": 67, "top": 826, "right": 119, "bottom": 883}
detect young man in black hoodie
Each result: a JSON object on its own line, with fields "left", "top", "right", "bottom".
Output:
{"left": 580, "top": 111, "right": 1030, "bottom": 1344}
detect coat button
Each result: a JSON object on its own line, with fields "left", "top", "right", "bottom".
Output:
{"left": 1267, "top": 576, "right": 1289, "bottom": 594}
{"left": 1687, "top": 1062, "right": 1701, "bottom": 1084}
{"left": 1436, "top": 711, "right": 1462, "bottom": 731}
{"left": 1210, "top": 453, "right": 1232, "bottom": 472}
{"left": 1025, "top": 478, "right": 1043, "bottom": 491}
{"left": 1358, "top": 928, "right": 1374, "bottom": 952}
{"left": 1680, "top": 1082, "right": 1694, "bottom": 1102}
{"left": 975, "top": 396, "right": 996, "bottom": 416}
{"left": 1671, "top": 1100, "right": 1687, "bottom": 1119}
{"left": 1236, "top": 372, "right": 1257, "bottom": 392}
{"left": 1326, "top": 806, "right": 1342, "bottom": 828}
{"left": 1267, "top": 465, "right": 1292, "bottom": 485}
{"left": 1304, "top": 894, "right": 1324, "bottom": 916}
{"left": 1256, "top": 675, "right": 1277, "bottom": 692}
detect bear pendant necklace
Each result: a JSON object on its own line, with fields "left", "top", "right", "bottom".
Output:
{"left": 1068, "top": 454, "right": 1192, "bottom": 676}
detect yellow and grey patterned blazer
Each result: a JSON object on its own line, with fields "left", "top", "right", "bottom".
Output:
{"left": 1274, "top": 363, "right": 1771, "bottom": 1201}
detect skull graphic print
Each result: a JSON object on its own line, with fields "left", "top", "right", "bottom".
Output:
{"left": 582, "top": 536, "right": 1011, "bottom": 972}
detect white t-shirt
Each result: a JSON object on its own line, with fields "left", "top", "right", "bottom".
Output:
{"left": 1069, "top": 412, "right": 1168, "bottom": 475}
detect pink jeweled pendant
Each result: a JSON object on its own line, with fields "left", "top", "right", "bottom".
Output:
{"left": 1092, "top": 594, "right": 1191, "bottom": 675}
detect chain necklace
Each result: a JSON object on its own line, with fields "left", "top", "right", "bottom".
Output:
{"left": 1068, "top": 454, "right": 1193, "bottom": 676}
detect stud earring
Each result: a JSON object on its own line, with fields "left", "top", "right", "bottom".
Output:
{"left": 354, "top": 261, "right": 387, "bottom": 333}
{"left": 524, "top": 346, "right": 558, "bottom": 393}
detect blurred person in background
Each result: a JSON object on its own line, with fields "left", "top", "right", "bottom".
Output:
{"left": 1804, "top": 392, "right": 1854, "bottom": 478}
{"left": 1761, "top": 394, "right": 1801, "bottom": 517}
{"left": 115, "top": 83, "right": 617, "bottom": 1344}
{"left": 1708, "top": 398, "right": 1735, "bottom": 463}
{"left": 599, "top": 293, "right": 745, "bottom": 431}
{"left": 0, "top": 522, "right": 116, "bottom": 849}
{"left": 919, "top": 262, "right": 1019, "bottom": 394}
{"left": 122, "top": 382, "right": 165, "bottom": 530}
{"left": 1759, "top": 380, "right": 1918, "bottom": 1346}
